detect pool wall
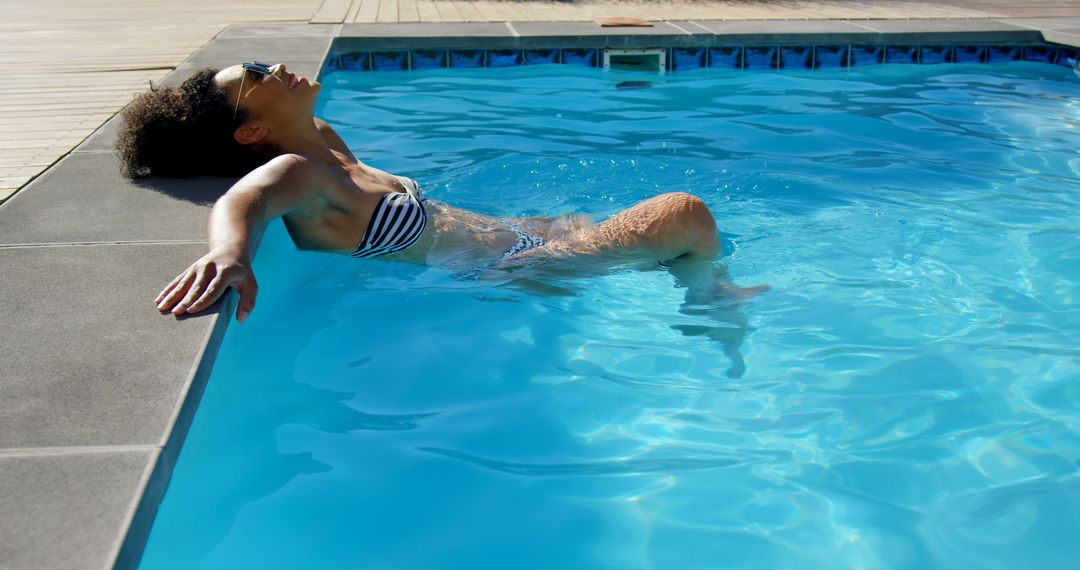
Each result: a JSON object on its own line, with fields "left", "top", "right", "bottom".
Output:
{"left": 2, "top": 17, "right": 1078, "bottom": 570}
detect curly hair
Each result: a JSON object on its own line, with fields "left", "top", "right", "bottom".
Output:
{"left": 115, "top": 68, "right": 270, "bottom": 178}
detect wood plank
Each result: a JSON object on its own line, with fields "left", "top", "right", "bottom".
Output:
{"left": 431, "top": 1, "right": 465, "bottom": 22}
{"left": 353, "top": 0, "right": 380, "bottom": 22}
{"left": 0, "top": 114, "right": 114, "bottom": 126}
{"left": 0, "top": 166, "right": 48, "bottom": 178}
{"left": 0, "top": 139, "right": 86, "bottom": 150}
{"left": 0, "top": 157, "right": 56, "bottom": 168}
{"left": 376, "top": 0, "right": 399, "bottom": 23}
{"left": 417, "top": 0, "right": 441, "bottom": 22}
{"left": 0, "top": 176, "right": 33, "bottom": 188}
{"left": 399, "top": 0, "right": 421, "bottom": 22}
{"left": 311, "top": 0, "right": 353, "bottom": 23}
{"left": 451, "top": 0, "right": 487, "bottom": 22}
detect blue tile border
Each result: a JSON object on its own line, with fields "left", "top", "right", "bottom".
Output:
{"left": 449, "top": 48, "right": 485, "bottom": 68}
{"left": 324, "top": 42, "right": 1077, "bottom": 74}
{"left": 524, "top": 48, "right": 559, "bottom": 65}
{"left": 814, "top": 45, "right": 846, "bottom": 68}
{"left": 850, "top": 45, "right": 883, "bottom": 66}
{"left": 561, "top": 48, "right": 598, "bottom": 66}
{"left": 1055, "top": 46, "right": 1079, "bottom": 68}
{"left": 671, "top": 47, "right": 707, "bottom": 71}
{"left": 372, "top": 50, "right": 409, "bottom": 71}
{"left": 708, "top": 46, "right": 742, "bottom": 69}
{"left": 954, "top": 45, "right": 987, "bottom": 63}
{"left": 920, "top": 45, "right": 952, "bottom": 64}
{"left": 987, "top": 45, "right": 1021, "bottom": 63}
{"left": 743, "top": 45, "right": 778, "bottom": 69}
{"left": 780, "top": 46, "right": 813, "bottom": 70}
{"left": 1023, "top": 45, "right": 1056, "bottom": 63}
{"left": 886, "top": 45, "right": 918, "bottom": 64}
{"left": 412, "top": 48, "right": 447, "bottom": 69}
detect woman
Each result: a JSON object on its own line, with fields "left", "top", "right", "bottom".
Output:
{"left": 122, "top": 62, "right": 748, "bottom": 324}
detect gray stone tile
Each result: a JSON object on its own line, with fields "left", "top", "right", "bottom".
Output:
{"left": 218, "top": 23, "right": 339, "bottom": 39}
{"left": 0, "top": 449, "right": 154, "bottom": 570}
{"left": 683, "top": 19, "right": 876, "bottom": 44}
{"left": 1044, "top": 30, "right": 1080, "bottom": 48}
{"left": 0, "top": 244, "right": 228, "bottom": 448}
{"left": 0, "top": 153, "right": 227, "bottom": 244}
{"left": 850, "top": 19, "right": 1030, "bottom": 33}
{"left": 822, "top": 19, "right": 1041, "bottom": 43}
{"left": 335, "top": 23, "right": 519, "bottom": 50}
{"left": 341, "top": 22, "right": 515, "bottom": 38}
{"left": 688, "top": 18, "right": 1040, "bottom": 44}
{"left": 512, "top": 20, "right": 689, "bottom": 37}
{"left": 997, "top": 17, "right": 1080, "bottom": 32}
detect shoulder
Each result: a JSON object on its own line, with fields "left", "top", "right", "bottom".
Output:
{"left": 255, "top": 153, "right": 332, "bottom": 185}
{"left": 234, "top": 153, "right": 335, "bottom": 209}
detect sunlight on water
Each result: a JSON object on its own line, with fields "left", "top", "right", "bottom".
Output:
{"left": 141, "top": 63, "right": 1080, "bottom": 569}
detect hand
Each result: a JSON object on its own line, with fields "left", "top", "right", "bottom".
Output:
{"left": 155, "top": 245, "right": 258, "bottom": 323}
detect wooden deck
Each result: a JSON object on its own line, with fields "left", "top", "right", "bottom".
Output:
{"left": 2, "top": 0, "right": 1079, "bottom": 202}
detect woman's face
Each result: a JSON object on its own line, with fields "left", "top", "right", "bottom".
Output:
{"left": 214, "top": 63, "right": 320, "bottom": 126}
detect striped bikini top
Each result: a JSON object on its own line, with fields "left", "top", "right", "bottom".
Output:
{"left": 351, "top": 175, "right": 428, "bottom": 259}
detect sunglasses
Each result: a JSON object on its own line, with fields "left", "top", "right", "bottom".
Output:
{"left": 233, "top": 61, "right": 274, "bottom": 119}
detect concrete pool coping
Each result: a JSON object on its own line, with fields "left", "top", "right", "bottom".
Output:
{"left": 1, "top": 17, "right": 1078, "bottom": 570}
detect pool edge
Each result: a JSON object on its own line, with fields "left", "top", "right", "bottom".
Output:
{"left": 110, "top": 293, "right": 237, "bottom": 570}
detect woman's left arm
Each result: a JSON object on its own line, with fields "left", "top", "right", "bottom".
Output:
{"left": 314, "top": 118, "right": 357, "bottom": 162}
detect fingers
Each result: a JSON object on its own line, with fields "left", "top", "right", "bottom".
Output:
{"left": 185, "top": 273, "right": 227, "bottom": 314}
{"left": 236, "top": 274, "right": 259, "bottom": 323}
{"left": 156, "top": 270, "right": 196, "bottom": 313}
{"left": 172, "top": 265, "right": 215, "bottom": 315}
{"left": 157, "top": 251, "right": 255, "bottom": 320}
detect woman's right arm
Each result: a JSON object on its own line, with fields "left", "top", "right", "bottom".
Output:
{"left": 155, "top": 153, "right": 329, "bottom": 322}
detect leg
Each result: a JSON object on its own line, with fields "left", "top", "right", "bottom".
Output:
{"left": 487, "top": 193, "right": 768, "bottom": 378}
{"left": 667, "top": 260, "right": 768, "bottom": 379}
{"left": 506, "top": 192, "right": 721, "bottom": 268}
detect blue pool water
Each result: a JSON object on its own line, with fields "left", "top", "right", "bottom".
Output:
{"left": 141, "top": 63, "right": 1080, "bottom": 569}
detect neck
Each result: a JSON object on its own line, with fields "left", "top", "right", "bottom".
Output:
{"left": 261, "top": 116, "right": 339, "bottom": 167}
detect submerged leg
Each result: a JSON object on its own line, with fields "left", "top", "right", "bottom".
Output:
{"left": 493, "top": 192, "right": 721, "bottom": 272}
{"left": 666, "top": 258, "right": 769, "bottom": 379}
{"left": 479, "top": 192, "right": 769, "bottom": 377}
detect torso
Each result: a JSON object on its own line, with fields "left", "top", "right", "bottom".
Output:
{"left": 279, "top": 148, "right": 527, "bottom": 267}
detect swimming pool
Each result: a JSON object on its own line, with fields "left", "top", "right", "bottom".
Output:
{"left": 139, "top": 60, "right": 1080, "bottom": 568}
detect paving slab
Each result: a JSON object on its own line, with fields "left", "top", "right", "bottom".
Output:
{"left": 690, "top": 18, "right": 1042, "bottom": 44}
{"left": 687, "top": 19, "right": 880, "bottom": 43}
{"left": 0, "top": 243, "right": 223, "bottom": 449}
{"left": 335, "top": 22, "right": 519, "bottom": 49}
{"left": 511, "top": 20, "right": 689, "bottom": 37}
{"left": 0, "top": 449, "right": 154, "bottom": 570}
{"left": 1000, "top": 17, "right": 1080, "bottom": 31}
{"left": 850, "top": 18, "right": 1032, "bottom": 33}
{"left": 0, "top": 153, "right": 231, "bottom": 244}
{"left": 1043, "top": 30, "right": 1080, "bottom": 47}
{"left": 843, "top": 18, "right": 1042, "bottom": 43}
{"left": 341, "top": 22, "right": 515, "bottom": 37}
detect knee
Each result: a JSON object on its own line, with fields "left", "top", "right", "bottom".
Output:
{"left": 663, "top": 192, "right": 715, "bottom": 231}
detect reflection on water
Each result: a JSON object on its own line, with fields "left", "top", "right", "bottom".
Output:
{"left": 141, "top": 63, "right": 1080, "bottom": 569}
